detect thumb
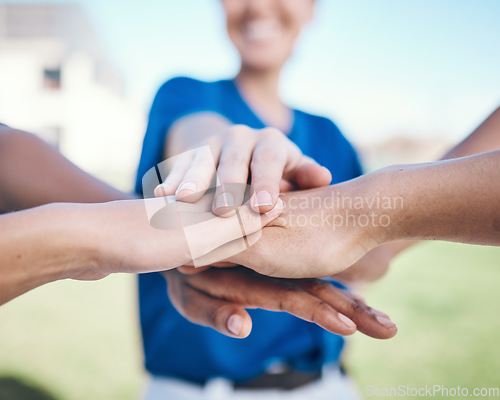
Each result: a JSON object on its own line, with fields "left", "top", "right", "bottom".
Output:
{"left": 182, "top": 199, "right": 283, "bottom": 264}
{"left": 168, "top": 277, "right": 253, "bottom": 338}
{"left": 292, "top": 160, "right": 332, "bottom": 190}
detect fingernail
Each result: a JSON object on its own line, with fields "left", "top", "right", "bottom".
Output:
{"left": 227, "top": 314, "right": 243, "bottom": 336}
{"left": 214, "top": 192, "right": 234, "bottom": 210}
{"left": 176, "top": 182, "right": 197, "bottom": 196}
{"left": 338, "top": 313, "right": 356, "bottom": 330}
{"left": 376, "top": 315, "right": 395, "bottom": 328}
{"left": 154, "top": 185, "right": 166, "bottom": 197}
{"left": 265, "top": 198, "right": 283, "bottom": 218}
{"left": 253, "top": 191, "right": 273, "bottom": 207}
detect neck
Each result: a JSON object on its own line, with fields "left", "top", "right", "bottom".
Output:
{"left": 236, "top": 66, "right": 281, "bottom": 102}
{"left": 235, "top": 66, "right": 292, "bottom": 132}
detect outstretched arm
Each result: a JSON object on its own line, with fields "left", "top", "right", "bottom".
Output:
{"left": 0, "top": 126, "right": 131, "bottom": 212}
{"left": 228, "top": 150, "right": 500, "bottom": 279}
{"left": 0, "top": 197, "right": 281, "bottom": 305}
{"left": 338, "top": 105, "right": 500, "bottom": 282}
{"left": 335, "top": 105, "right": 500, "bottom": 284}
{"left": 0, "top": 125, "right": 285, "bottom": 306}
{"left": 443, "top": 106, "right": 500, "bottom": 159}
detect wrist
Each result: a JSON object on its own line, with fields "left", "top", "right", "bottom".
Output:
{"left": 327, "top": 168, "right": 405, "bottom": 248}
{"left": 42, "top": 203, "right": 102, "bottom": 281}
{"left": 363, "top": 165, "right": 416, "bottom": 244}
{"left": 366, "top": 166, "right": 409, "bottom": 245}
{"left": 0, "top": 204, "right": 101, "bottom": 304}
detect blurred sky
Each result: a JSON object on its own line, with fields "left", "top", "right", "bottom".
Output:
{"left": 4, "top": 0, "right": 500, "bottom": 144}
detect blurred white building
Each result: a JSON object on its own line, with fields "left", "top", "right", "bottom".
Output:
{"left": 0, "top": 3, "right": 145, "bottom": 189}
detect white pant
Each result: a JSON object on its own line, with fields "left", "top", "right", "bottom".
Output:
{"left": 141, "top": 365, "right": 361, "bottom": 400}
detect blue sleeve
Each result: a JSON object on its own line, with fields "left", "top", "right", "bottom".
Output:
{"left": 134, "top": 77, "right": 209, "bottom": 194}
{"left": 335, "top": 132, "right": 364, "bottom": 181}
{"left": 313, "top": 117, "right": 363, "bottom": 183}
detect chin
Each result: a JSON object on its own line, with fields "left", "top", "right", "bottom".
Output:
{"left": 240, "top": 50, "right": 289, "bottom": 72}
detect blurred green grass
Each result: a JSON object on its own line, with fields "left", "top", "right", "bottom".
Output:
{"left": 0, "top": 242, "right": 499, "bottom": 399}
{"left": 0, "top": 275, "right": 145, "bottom": 400}
{"left": 347, "top": 242, "right": 500, "bottom": 399}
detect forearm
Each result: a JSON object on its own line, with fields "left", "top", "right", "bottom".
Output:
{"left": 442, "top": 106, "right": 500, "bottom": 160}
{"left": 339, "top": 106, "right": 500, "bottom": 283}
{"left": 0, "top": 194, "right": 281, "bottom": 304}
{"left": 345, "top": 106, "right": 500, "bottom": 281}
{"left": 0, "top": 204, "right": 99, "bottom": 305}
{"left": 370, "top": 151, "right": 500, "bottom": 245}
{"left": 0, "top": 127, "right": 132, "bottom": 211}
{"left": 232, "top": 151, "right": 499, "bottom": 279}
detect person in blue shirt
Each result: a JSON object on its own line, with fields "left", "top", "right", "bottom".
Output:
{"left": 134, "top": 1, "right": 384, "bottom": 398}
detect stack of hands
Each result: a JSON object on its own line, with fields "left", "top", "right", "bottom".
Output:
{"left": 144, "top": 125, "right": 398, "bottom": 340}
{"left": 3, "top": 118, "right": 498, "bottom": 337}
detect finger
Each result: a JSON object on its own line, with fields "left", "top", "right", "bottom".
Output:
{"left": 209, "top": 262, "right": 238, "bottom": 268}
{"left": 299, "top": 280, "right": 397, "bottom": 339}
{"left": 183, "top": 199, "right": 283, "bottom": 264}
{"left": 287, "top": 157, "right": 332, "bottom": 190}
{"left": 175, "top": 145, "right": 222, "bottom": 202}
{"left": 265, "top": 286, "right": 358, "bottom": 336}
{"left": 166, "top": 271, "right": 252, "bottom": 338}
{"left": 250, "top": 128, "right": 301, "bottom": 213}
{"left": 250, "top": 281, "right": 357, "bottom": 336}
{"left": 213, "top": 126, "right": 257, "bottom": 216}
{"left": 187, "top": 269, "right": 356, "bottom": 336}
{"left": 177, "top": 265, "right": 211, "bottom": 275}
{"left": 348, "top": 292, "right": 390, "bottom": 320}
{"left": 154, "top": 151, "right": 195, "bottom": 197}
{"left": 279, "top": 179, "right": 295, "bottom": 192}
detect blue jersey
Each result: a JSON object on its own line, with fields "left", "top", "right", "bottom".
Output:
{"left": 135, "top": 77, "right": 363, "bottom": 384}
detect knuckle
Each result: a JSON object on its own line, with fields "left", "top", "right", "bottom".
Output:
{"left": 251, "top": 151, "right": 282, "bottom": 166}
{"left": 164, "top": 174, "right": 181, "bottom": 186}
{"left": 261, "top": 127, "right": 284, "bottom": 139}
{"left": 227, "top": 125, "right": 250, "bottom": 140}
{"left": 276, "top": 281, "right": 300, "bottom": 297}
{"left": 204, "top": 136, "right": 221, "bottom": 149}
{"left": 192, "top": 154, "right": 215, "bottom": 171}
{"left": 219, "top": 152, "right": 249, "bottom": 170}
{"left": 200, "top": 161, "right": 217, "bottom": 175}
{"left": 304, "top": 278, "right": 329, "bottom": 294}
{"left": 177, "top": 287, "right": 196, "bottom": 311}
{"left": 207, "top": 306, "right": 219, "bottom": 328}
{"left": 348, "top": 298, "right": 366, "bottom": 314}
{"left": 309, "top": 301, "right": 328, "bottom": 323}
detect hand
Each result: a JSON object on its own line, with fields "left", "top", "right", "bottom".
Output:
{"left": 227, "top": 178, "right": 386, "bottom": 278}
{"left": 154, "top": 124, "right": 332, "bottom": 214}
{"left": 230, "top": 150, "right": 500, "bottom": 279}
{"left": 80, "top": 195, "right": 282, "bottom": 278}
{"left": 164, "top": 266, "right": 397, "bottom": 339}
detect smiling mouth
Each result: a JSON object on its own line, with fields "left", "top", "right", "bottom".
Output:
{"left": 243, "top": 19, "right": 282, "bottom": 42}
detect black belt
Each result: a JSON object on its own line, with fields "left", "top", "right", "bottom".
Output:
{"left": 233, "top": 368, "right": 322, "bottom": 391}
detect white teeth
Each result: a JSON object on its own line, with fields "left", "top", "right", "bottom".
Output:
{"left": 244, "top": 20, "right": 281, "bottom": 41}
